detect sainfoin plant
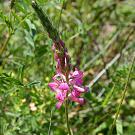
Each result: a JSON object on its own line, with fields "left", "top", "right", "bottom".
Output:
{"left": 32, "top": 1, "right": 88, "bottom": 134}
{"left": 48, "top": 40, "right": 89, "bottom": 109}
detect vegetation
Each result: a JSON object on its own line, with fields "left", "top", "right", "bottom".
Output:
{"left": 0, "top": 0, "right": 135, "bottom": 135}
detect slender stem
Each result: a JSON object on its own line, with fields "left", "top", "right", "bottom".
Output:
{"left": 58, "top": 0, "right": 65, "bottom": 30}
{"left": 116, "top": 29, "right": 135, "bottom": 66}
{"left": 108, "top": 54, "right": 135, "bottom": 135}
{"left": 48, "top": 109, "right": 53, "bottom": 135}
{"left": 65, "top": 68, "right": 72, "bottom": 135}
{"left": 65, "top": 100, "right": 72, "bottom": 135}
{"left": 0, "top": 34, "right": 12, "bottom": 57}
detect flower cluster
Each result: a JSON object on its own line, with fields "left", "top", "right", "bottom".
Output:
{"left": 49, "top": 38, "right": 88, "bottom": 109}
{"left": 32, "top": 0, "right": 88, "bottom": 111}
{"left": 49, "top": 68, "right": 88, "bottom": 109}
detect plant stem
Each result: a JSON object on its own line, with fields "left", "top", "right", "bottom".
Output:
{"left": 58, "top": 0, "right": 65, "bottom": 30}
{"left": 0, "top": 34, "right": 12, "bottom": 57}
{"left": 108, "top": 54, "right": 135, "bottom": 135}
{"left": 48, "top": 109, "right": 53, "bottom": 135}
{"left": 65, "top": 100, "right": 72, "bottom": 135}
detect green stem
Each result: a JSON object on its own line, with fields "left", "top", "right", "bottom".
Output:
{"left": 58, "top": 0, "right": 65, "bottom": 30}
{"left": 108, "top": 54, "right": 135, "bottom": 135}
{"left": 0, "top": 34, "right": 12, "bottom": 57}
{"left": 65, "top": 100, "right": 72, "bottom": 135}
{"left": 48, "top": 109, "right": 53, "bottom": 135}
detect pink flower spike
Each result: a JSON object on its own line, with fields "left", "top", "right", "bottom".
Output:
{"left": 48, "top": 82, "right": 58, "bottom": 91}
{"left": 59, "top": 83, "right": 69, "bottom": 91}
{"left": 73, "top": 85, "right": 85, "bottom": 92}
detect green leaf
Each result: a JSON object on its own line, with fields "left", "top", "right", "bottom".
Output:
{"left": 102, "top": 85, "right": 115, "bottom": 107}
{"left": 24, "top": 29, "right": 35, "bottom": 48}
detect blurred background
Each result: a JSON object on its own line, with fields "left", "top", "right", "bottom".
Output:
{"left": 0, "top": 0, "right": 135, "bottom": 135}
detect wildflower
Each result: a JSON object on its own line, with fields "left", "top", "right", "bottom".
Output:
{"left": 49, "top": 39, "right": 88, "bottom": 109}
{"left": 32, "top": 0, "right": 88, "bottom": 109}
{"left": 49, "top": 69, "right": 88, "bottom": 109}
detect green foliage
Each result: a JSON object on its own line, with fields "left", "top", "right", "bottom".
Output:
{"left": 0, "top": 0, "right": 135, "bottom": 135}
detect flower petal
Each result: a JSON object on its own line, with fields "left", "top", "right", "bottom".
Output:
{"left": 71, "top": 90, "right": 81, "bottom": 97}
{"left": 71, "top": 96, "right": 85, "bottom": 105}
{"left": 77, "top": 98, "right": 85, "bottom": 105}
{"left": 84, "top": 86, "right": 89, "bottom": 92}
{"left": 59, "top": 83, "right": 69, "bottom": 91}
{"left": 55, "top": 91, "right": 66, "bottom": 101}
{"left": 73, "top": 85, "right": 85, "bottom": 92}
{"left": 56, "top": 101, "right": 63, "bottom": 109}
{"left": 48, "top": 82, "right": 58, "bottom": 91}
{"left": 73, "top": 69, "right": 83, "bottom": 78}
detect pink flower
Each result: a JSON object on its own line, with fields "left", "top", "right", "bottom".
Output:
{"left": 70, "top": 97, "right": 85, "bottom": 105}
{"left": 73, "top": 85, "right": 86, "bottom": 92}
{"left": 59, "top": 83, "right": 69, "bottom": 91}
{"left": 48, "top": 69, "right": 88, "bottom": 109}
{"left": 56, "top": 101, "right": 63, "bottom": 109}
{"left": 69, "top": 69, "right": 83, "bottom": 86}
{"left": 49, "top": 74, "right": 70, "bottom": 109}
{"left": 48, "top": 82, "right": 58, "bottom": 91}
